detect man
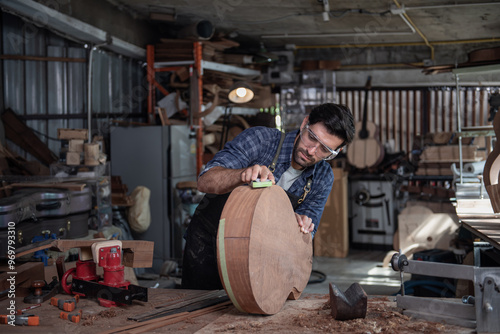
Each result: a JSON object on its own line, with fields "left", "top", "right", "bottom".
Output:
{"left": 181, "top": 103, "right": 355, "bottom": 290}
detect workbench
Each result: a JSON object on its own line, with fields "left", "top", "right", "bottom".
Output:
{"left": 0, "top": 288, "right": 473, "bottom": 333}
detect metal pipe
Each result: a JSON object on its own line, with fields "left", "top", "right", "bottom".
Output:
{"left": 406, "top": 2, "right": 500, "bottom": 11}
{"left": 295, "top": 37, "right": 500, "bottom": 50}
{"left": 87, "top": 40, "right": 110, "bottom": 143}
{"left": 393, "top": 0, "right": 434, "bottom": 60}
{"left": 456, "top": 73, "right": 463, "bottom": 184}
{"left": 261, "top": 30, "right": 414, "bottom": 39}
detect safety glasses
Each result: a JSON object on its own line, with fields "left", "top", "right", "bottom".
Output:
{"left": 299, "top": 123, "right": 342, "bottom": 160}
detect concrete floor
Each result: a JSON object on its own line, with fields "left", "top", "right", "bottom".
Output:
{"left": 137, "top": 248, "right": 408, "bottom": 297}
{"left": 304, "top": 248, "right": 405, "bottom": 296}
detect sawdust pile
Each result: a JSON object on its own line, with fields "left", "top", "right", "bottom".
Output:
{"left": 213, "top": 296, "right": 462, "bottom": 334}
{"left": 81, "top": 308, "right": 120, "bottom": 326}
{"left": 291, "top": 298, "right": 448, "bottom": 334}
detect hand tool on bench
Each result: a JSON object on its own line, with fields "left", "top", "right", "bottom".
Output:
{"left": 51, "top": 295, "right": 80, "bottom": 312}
{"left": 16, "top": 303, "right": 41, "bottom": 315}
{"left": 329, "top": 282, "right": 367, "bottom": 320}
{"left": 61, "top": 240, "right": 148, "bottom": 307}
{"left": 23, "top": 277, "right": 59, "bottom": 304}
{"left": 0, "top": 314, "right": 40, "bottom": 326}
{"left": 60, "top": 309, "right": 82, "bottom": 323}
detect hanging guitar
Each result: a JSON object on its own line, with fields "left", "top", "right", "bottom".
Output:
{"left": 347, "top": 76, "right": 385, "bottom": 169}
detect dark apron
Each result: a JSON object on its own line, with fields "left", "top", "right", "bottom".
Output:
{"left": 181, "top": 132, "right": 312, "bottom": 290}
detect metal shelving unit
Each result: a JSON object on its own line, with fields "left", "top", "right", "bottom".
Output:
{"left": 146, "top": 43, "right": 261, "bottom": 175}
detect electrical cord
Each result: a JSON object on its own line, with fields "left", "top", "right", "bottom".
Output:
{"left": 308, "top": 269, "right": 327, "bottom": 284}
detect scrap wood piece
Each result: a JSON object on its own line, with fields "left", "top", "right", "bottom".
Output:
{"left": 130, "top": 290, "right": 228, "bottom": 322}
{"left": 2, "top": 109, "right": 58, "bottom": 166}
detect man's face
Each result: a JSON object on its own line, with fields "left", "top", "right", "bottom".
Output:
{"left": 292, "top": 120, "right": 344, "bottom": 170}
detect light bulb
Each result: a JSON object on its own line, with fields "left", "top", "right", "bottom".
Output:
{"left": 236, "top": 87, "right": 247, "bottom": 98}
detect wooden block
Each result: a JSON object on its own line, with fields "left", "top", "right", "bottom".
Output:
{"left": 66, "top": 151, "right": 81, "bottom": 165}
{"left": 58, "top": 128, "right": 88, "bottom": 140}
{"left": 175, "top": 67, "right": 190, "bottom": 82}
{"left": 318, "top": 60, "right": 341, "bottom": 70}
{"left": 68, "top": 139, "right": 84, "bottom": 153}
{"left": 84, "top": 143, "right": 100, "bottom": 166}
{"left": 421, "top": 146, "right": 439, "bottom": 161}
{"left": 314, "top": 168, "right": 349, "bottom": 258}
{"left": 301, "top": 60, "right": 319, "bottom": 71}
{"left": 433, "top": 132, "right": 453, "bottom": 145}
{"left": 439, "top": 146, "right": 455, "bottom": 160}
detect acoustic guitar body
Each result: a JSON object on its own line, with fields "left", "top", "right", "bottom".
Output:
{"left": 484, "top": 111, "right": 500, "bottom": 212}
{"left": 217, "top": 185, "right": 313, "bottom": 315}
{"left": 347, "top": 121, "right": 385, "bottom": 169}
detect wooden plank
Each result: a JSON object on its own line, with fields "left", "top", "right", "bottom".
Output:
{"left": 314, "top": 168, "right": 349, "bottom": 257}
{"left": 461, "top": 220, "right": 500, "bottom": 251}
{"left": 131, "top": 290, "right": 228, "bottom": 322}
{"left": 15, "top": 239, "right": 154, "bottom": 268}
{"left": 2, "top": 109, "right": 58, "bottom": 165}
{"left": 57, "top": 128, "right": 88, "bottom": 140}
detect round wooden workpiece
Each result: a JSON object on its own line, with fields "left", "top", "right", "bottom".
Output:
{"left": 217, "top": 185, "right": 313, "bottom": 315}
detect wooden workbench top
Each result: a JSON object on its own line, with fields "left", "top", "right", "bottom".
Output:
{"left": 0, "top": 288, "right": 473, "bottom": 333}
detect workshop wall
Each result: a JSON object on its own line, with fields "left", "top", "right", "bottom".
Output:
{"left": 336, "top": 86, "right": 496, "bottom": 154}
{"left": 0, "top": 11, "right": 145, "bottom": 157}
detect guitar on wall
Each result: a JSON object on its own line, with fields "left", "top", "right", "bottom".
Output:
{"left": 347, "top": 76, "right": 385, "bottom": 169}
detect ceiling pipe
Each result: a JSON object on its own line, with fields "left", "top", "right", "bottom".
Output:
{"left": 405, "top": 2, "right": 500, "bottom": 11}
{"left": 262, "top": 3, "right": 417, "bottom": 40}
{"left": 262, "top": 31, "right": 415, "bottom": 39}
{"left": 392, "top": 0, "right": 434, "bottom": 60}
{"left": 295, "top": 37, "right": 500, "bottom": 50}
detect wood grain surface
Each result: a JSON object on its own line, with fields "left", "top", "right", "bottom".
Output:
{"left": 484, "top": 111, "right": 500, "bottom": 212}
{"left": 217, "top": 185, "right": 313, "bottom": 315}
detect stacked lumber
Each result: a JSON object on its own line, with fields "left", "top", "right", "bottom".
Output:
{"left": 155, "top": 37, "right": 241, "bottom": 63}
{"left": 156, "top": 39, "right": 194, "bottom": 62}
{"left": 1, "top": 109, "right": 58, "bottom": 170}
{"left": 111, "top": 176, "right": 133, "bottom": 207}
{"left": 416, "top": 131, "right": 487, "bottom": 175}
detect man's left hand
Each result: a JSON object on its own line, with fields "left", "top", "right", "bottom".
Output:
{"left": 295, "top": 213, "right": 314, "bottom": 234}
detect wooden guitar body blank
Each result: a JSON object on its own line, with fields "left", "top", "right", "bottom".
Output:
{"left": 484, "top": 111, "right": 500, "bottom": 212}
{"left": 217, "top": 185, "right": 313, "bottom": 315}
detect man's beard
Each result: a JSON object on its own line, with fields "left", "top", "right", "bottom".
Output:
{"left": 292, "top": 142, "right": 316, "bottom": 169}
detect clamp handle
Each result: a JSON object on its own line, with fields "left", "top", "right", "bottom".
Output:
{"left": 61, "top": 267, "right": 76, "bottom": 295}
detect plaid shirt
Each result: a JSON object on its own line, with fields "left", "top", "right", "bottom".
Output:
{"left": 201, "top": 126, "right": 334, "bottom": 237}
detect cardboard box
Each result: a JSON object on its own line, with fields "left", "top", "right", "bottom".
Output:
{"left": 313, "top": 168, "right": 349, "bottom": 258}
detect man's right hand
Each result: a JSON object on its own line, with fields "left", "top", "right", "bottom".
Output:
{"left": 240, "top": 165, "right": 276, "bottom": 184}
{"left": 198, "top": 165, "right": 275, "bottom": 194}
